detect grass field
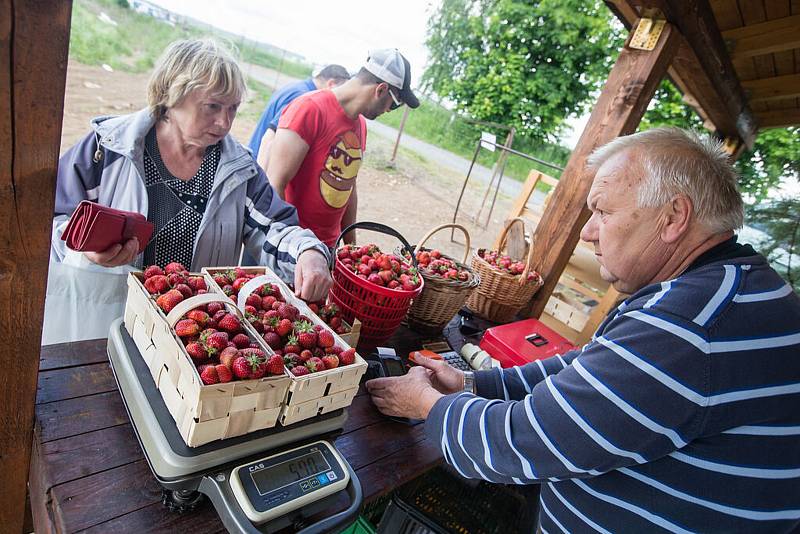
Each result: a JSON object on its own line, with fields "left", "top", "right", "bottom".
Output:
{"left": 69, "top": 0, "right": 311, "bottom": 78}
{"left": 376, "top": 95, "right": 571, "bottom": 184}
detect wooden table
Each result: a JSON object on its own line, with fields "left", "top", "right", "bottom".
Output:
{"left": 29, "top": 320, "right": 475, "bottom": 533}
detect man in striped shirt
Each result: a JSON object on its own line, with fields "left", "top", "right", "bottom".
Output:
{"left": 368, "top": 127, "right": 800, "bottom": 532}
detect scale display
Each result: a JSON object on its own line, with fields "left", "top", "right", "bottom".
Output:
{"left": 230, "top": 440, "right": 349, "bottom": 524}
{"left": 250, "top": 450, "right": 331, "bottom": 495}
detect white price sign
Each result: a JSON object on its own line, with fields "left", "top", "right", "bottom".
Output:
{"left": 480, "top": 131, "right": 496, "bottom": 152}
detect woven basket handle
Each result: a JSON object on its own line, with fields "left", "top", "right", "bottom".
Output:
{"left": 165, "top": 293, "right": 242, "bottom": 328}
{"left": 415, "top": 223, "right": 471, "bottom": 264}
{"left": 335, "top": 221, "right": 419, "bottom": 269}
{"left": 496, "top": 217, "right": 535, "bottom": 286}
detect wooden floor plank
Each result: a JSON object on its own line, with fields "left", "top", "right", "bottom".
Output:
{"left": 40, "top": 424, "right": 142, "bottom": 487}
{"left": 40, "top": 339, "right": 108, "bottom": 371}
{"left": 36, "top": 362, "right": 117, "bottom": 404}
{"left": 36, "top": 390, "right": 128, "bottom": 443}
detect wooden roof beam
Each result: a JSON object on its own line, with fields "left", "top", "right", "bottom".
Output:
{"left": 742, "top": 73, "right": 800, "bottom": 103}
{"left": 607, "top": 0, "right": 757, "bottom": 147}
{"left": 755, "top": 108, "right": 800, "bottom": 129}
{"left": 722, "top": 14, "right": 800, "bottom": 60}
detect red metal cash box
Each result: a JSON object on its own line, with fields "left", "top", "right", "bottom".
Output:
{"left": 479, "top": 318, "right": 578, "bottom": 368}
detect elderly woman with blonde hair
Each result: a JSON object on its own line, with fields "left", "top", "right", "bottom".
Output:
{"left": 44, "top": 39, "right": 331, "bottom": 344}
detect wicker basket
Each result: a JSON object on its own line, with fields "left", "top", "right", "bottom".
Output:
{"left": 465, "top": 217, "right": 543, "bottom": 323}
{"left": 406, "top": 224, "right": 481, "bottom": 334}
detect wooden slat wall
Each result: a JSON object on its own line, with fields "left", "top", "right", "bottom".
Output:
{"left": 0, "top": 1, "right": 72, "bottom": 531}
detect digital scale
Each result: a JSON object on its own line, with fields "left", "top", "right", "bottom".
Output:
{"left": 107, "top": 318, "right": 362, "bottom": 533}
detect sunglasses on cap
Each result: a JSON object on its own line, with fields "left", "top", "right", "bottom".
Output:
{"left": 387, "top": 87, "right": 404, "bottom": 110}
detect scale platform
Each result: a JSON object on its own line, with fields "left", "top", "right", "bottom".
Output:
{"left": 107, "top": 318, "right": 362, "bottom": 533}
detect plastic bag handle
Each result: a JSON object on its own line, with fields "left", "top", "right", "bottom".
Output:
{"left": 334, "top": 221, "right": 419, "bottom": 269}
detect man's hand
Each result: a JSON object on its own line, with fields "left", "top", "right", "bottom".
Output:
{"left": 411, "top": 352, "right": 465, "bottom": 395}
{"left": 366, "top": 366, "right": 444, "bottom": 420}
{"left": 294, "top": 249, "right": 332, "bottom": 302}
{"left": 84, "top": 238, "right": 139, "bottom": 267}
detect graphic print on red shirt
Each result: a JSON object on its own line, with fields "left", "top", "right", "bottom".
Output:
{"left": 278, "top": 90, "right": 366, "bottom": 246}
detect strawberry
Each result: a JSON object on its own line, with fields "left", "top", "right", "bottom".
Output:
{"left": 186, "top": 310, "right": 211, "bottom": 327}
{"left": 144, "top": 274, "right": 170, "bottom": 294}
{"left": 240, "top": 347, "right": 266, "bottom": 359}
{"left": 294, "top": 321, "right": 317, "bottom": 349}
{"left": 244, "top": 305, "right": 258, "bottom": 316}
{"left": 291, "top": 366, "right": 310, "bottom": 377}
{"left": 217, "top": 313, "right": 242, "bottom": 333}
{"left": 186, "top": 341, "right": 208, "bottom": 362}
{"left": 215, "top": 364, "right": 233, "bottom": 383}
{"left": 264, "top": 309, "right": 280, "bottom": 321}
{"left": 313, "top": 347, "right": 325, "bottom": 358}
{"left": 245, "top": 293, "right": 262, "bottom": 310}
{"left": 200, "top": 365, "right": 219, "bottom": 385}
{"left": 232, "top": 277, "right": 250, "bottom": 292}
{"left": 156, "top": 289, "right": 184, "bottom": 313}
{"left": 276, "top": 318, "right": 293, "bottom": 337}
{"left": 248, "top": 354, "right": 268, "bottom": 379}
{"left": 283, "top": 334, "right": 300, "bottom": 355}
{"left": 232, "top": 333, "right": 251, "bottom": 349}
{"left": 200, "top": 330, "right": 228, "bottom": 354}
{"left": 326, "top": 345, "right": 343, "bottom": 355}
{"left": 167, "top": 272, "right": 186, "bottom": 287}
{"left": 233, "top": 267, "right": 249, "bottom": 279}
{"left": 277, "top": 303, "right": 298, "bottom": 320}
{"left": 143, "top": 265, "right": 164, "bottom": 279}
{"left": 263, "top": 331, "right": 282, "bottom": 349}
{"left": 207, "top": 302, "right": 224, "bottom": 315}
{"left": 262, "top": 295, "right": 277, "bottom": 309}
{"left": 175, "top": 319, "right": 200, "bottom": 338}
{"left": 305, "top": 357, "right": 325, "bottom": 373}
{"left": 264, "top": 354, "right": 285, "bottom": 375}
{"left": 222, "top": 284, "right": 235, "bottom": 297}
{"left": 232, "top": 357, "right": 251, "bottom": 379}
{"left": 308, "top": 303, "right": 319, "bottom": 314}
{"left": 339, "top": 348, "right": 356, "bottom": 366}
{"left": 219, "top": 347, "right": 239, "bottom": 368}
{"left": 321, "top": 354, "right": 339, "bottom": 370}
{"left": 283, "top": 353, "right": 300, "bottom": 367}
{"left": 329, "top": 316, "right": 342, "bottom": 329}
{"left": 213, "top": 274, "right": 230, "bottom": 287}
{"left": 165, "top": 262, "right": 188, "bottom": 275}
{"left": 299, "top": 349, "right": 313, "bottom": 363}
{"left": 317, "top": 330, "right": 335, "bottom": 348}
{"left": 186, "top": 276, "right": 207, "bottom": 292}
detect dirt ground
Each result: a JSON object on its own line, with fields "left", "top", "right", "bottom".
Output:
{"left": 60, "top": 61, "right": 516, "bottom": 260}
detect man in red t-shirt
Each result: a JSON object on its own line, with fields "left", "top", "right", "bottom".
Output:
{"left": 266, "top": 49, "right": 419, "bottom": 247}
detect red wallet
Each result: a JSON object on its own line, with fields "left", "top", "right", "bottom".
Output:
{"left": 61, "top": 200, "right": 154, "bottom": 255}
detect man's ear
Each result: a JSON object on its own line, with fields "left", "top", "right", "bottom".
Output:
{"left": 375, "top": 82, "right": 388, "bottom": 98}
{"left": 661, "top": 194, "right": 693, "bottom": 243}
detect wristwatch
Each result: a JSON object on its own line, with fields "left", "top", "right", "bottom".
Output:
{"left": 462, "top": 371, "right": 475, "bottom": 394}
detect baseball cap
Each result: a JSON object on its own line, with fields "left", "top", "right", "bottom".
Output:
{"left": 363, "top": 48, "right": 420, "bottom": 109}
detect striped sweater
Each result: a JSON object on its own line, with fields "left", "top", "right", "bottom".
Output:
{"left": 425, "top": 253, "right": 800, "bottom": 533}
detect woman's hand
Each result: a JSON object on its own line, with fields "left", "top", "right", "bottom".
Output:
{"left": 294, "top": 249, "right": 332, "bottom": 302}
{"left": 411, "top": 353, "right": 466, "bottom": 395}
{"left": 366, "top": 366, "right": 444, "bottom": 420}
{"left": 84, "top": 238, "right": 140, "bottom": 267}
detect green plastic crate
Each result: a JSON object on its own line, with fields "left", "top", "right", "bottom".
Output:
{"left": 340, "top": 515, "right": 377, "bottom": 534}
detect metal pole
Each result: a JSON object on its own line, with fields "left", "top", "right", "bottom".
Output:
{"left": 451, "top": 140, "right": 483, "bottom": 243}
{"left": 482, "top": 128, "right": 516, "bottom": 227}
{"left": 389, "top": 107, "right": 410, "bottom": 165}
{"left": 475, "top": 128, "right": 515, "bottom": 223}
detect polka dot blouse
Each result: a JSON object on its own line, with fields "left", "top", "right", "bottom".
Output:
{"left": 142, "top": 127, "right": 220, "bottom": 269}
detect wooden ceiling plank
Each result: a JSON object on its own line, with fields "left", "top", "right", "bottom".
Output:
{"left": 742, "top": 72, "right": 800, "bottom": 101}
{"left": 723, "top": 14, "right": 800, "bottom": 59}
{"left": 755, "top": 107, "right": 800, "bottom": 127}
{"left": 711, "top": 0, "right": 745, "bottom": 30}
{"left": 739, "top": 0, "right": 777, "bottom": 110}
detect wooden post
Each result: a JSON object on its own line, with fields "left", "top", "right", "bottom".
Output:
{"left": 522, "top": 22, "right": 680, "bottom": 318}
{"left": 389, "top": 106, "right": 410, "bottom": 164}
{"left": 0, "top": 1, "right": 72, "bottom": 531}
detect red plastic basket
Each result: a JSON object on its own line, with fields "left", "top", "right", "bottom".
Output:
{"left": 329, "top": 222, "right": 424, "bottom": 349}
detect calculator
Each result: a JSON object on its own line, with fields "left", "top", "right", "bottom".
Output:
{"left": 440, "top": 351, "right": 472, "bottom": 371}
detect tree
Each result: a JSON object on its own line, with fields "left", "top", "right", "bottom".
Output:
{"left": 424, "top": 0, "right": 622, "bottom": 142}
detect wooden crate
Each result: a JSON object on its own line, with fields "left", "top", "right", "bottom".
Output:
{"left": 203, "top": 267, "right": 367, "bottom": 426}
{"left": 124, "top": 274, "right": 291, "bottom": 447}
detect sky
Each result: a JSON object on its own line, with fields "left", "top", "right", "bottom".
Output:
{"left": 149, "top": 0, "right": 437, "bottom": 87}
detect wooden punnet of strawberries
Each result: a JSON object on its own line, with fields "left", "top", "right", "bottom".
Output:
{"left": 336, "top": 243, "right": 421, "bottom": 291}
{"left": 207, "top": 268, "right": 358, "bottom": 378}
{"left": 477, "top": 249, "right": 541, "bottom": 281}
